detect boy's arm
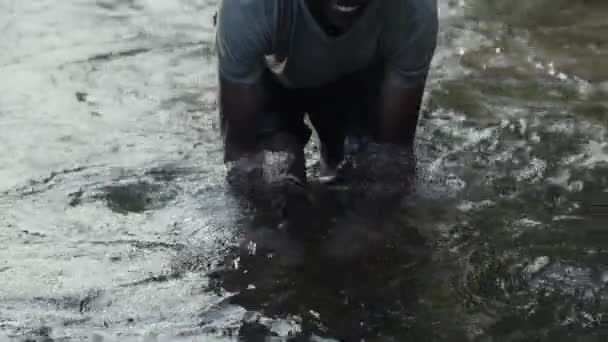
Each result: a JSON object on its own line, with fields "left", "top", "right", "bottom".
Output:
{"left": 218, "top": 75, "right": 269, "bottom": 162}
{"left": 215, "top": 0, "right": 273, "bottom": 162}
{"left": 377, "top": 0, "right": 438, "bottom": 150}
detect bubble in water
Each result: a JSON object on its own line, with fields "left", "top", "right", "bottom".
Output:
{"left": 446, "top": 175, "right": 466, "bottom": 192}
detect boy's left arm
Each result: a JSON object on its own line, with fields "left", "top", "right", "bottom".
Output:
{"left": 377, "top": 75, "right": 428, "bottom": 151}
{"left": 376, "top": 0, "right": 438, "bottom": 151}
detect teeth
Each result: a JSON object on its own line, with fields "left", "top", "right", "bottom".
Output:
{"left": 333, "top": 4, "right": 359, "bottom": 12}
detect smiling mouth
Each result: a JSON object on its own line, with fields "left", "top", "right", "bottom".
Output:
{"left": 332, "top": 4, "right": 360, "bottom": 13}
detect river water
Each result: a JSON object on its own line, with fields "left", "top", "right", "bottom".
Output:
{"left": 1, "top": 0, "right": 607, "bottom": 341}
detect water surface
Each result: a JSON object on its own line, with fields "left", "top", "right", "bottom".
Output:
{"left": 1, "top": 0, "right": 607, "bottom": 341}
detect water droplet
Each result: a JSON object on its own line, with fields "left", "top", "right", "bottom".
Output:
{"left": 547, "top": 62, "right": 556, "bottom": 76}
{"left": 233, "top": 257, "right": 240, "bottom": 270}
{"left": 243, "top": 311, "right": 261, "bottom": 322}
{"left": 518, "top": 118, "right": 527, "bottom": 135}
{"left": 524, "top": 256, "right": 550, "bottom": 274}
{"left": 309, "top": 310, "right": 321, "bottom": 319}
{"left": 530, "top": 132, "right": 541, "bottom": 143}
{"left": 247, "top": 284, "right": 256, "bottom": 290}
{"left": 567, "top": 181, "right": 584, "bottom": 192}
{"left": 247, "top": 241, "right": 257, "bottom": 256}
{"left": 495, "top": 47, "right": 502, "bottom": 54}
{"left": 458, "top": 47, "right": 466, "bottom": 56}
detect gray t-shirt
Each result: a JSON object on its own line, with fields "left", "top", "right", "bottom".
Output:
{"left": 215, "top": 0, "right": 437, "bottom": 89}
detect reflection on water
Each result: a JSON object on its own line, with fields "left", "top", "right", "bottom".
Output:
{"left": 0, "top": 0, "right": 607, "bottom": 341}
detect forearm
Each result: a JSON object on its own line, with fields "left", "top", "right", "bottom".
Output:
{"left": 377, "top": 73, "right": 426, "bottom": 149}
{"left": 354, "top": 72, "right": 428, "bottom": 188}
{"left": 218, "top": 75, "right": 268, "bottom": 162}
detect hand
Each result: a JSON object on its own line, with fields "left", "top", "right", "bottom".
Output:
{"left": 343, "top": 142, "right": 416, "bottom": 195}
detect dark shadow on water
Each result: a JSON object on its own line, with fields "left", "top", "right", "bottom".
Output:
{"left": 208, "top": 183, "right": 435, "bottom": 341}
{"left": 97, "top": 180, "right": 178, "bottom": 214}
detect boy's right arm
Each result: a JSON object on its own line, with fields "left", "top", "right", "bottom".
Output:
{"left": 218, "top": 75, "right": 269, "bottom": 163}
{"left": 215, "top": 0, "right": 273, "bottom": 162}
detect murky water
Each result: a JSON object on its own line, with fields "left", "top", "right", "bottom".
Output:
{"left": 1, "top": 0, "right": 607, "bottom": 341}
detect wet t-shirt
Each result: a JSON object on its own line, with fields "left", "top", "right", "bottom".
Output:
{"left": 215, "top": 0, "right": 438, "bottom": 89}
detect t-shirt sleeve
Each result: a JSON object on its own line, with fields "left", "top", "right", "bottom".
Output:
{"left": 382, "top": 0, "right": 438, "bottom": 87}
{"left": 215, "top": 0, "right": 274, "bottom": 84}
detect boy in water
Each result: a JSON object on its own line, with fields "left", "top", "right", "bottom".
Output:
{"left": 215, "top": 0, "right": 438, "bottom": 196}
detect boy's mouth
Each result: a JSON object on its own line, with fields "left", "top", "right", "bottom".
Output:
{"left": 331, "top": 0, "right": 365, "bottom": 13}
{"left": 332, "top": 4, "right": 360, "bottom": 13}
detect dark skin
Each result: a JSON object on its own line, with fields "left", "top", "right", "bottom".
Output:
{"left": 306, "top": 0, "right": 370, "bottom": 36}
{"left": 219, "top": 76, "right": 268, "bottom": 163}
{"left": 219, "top": 0, "right": 426, "bottom": 164}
